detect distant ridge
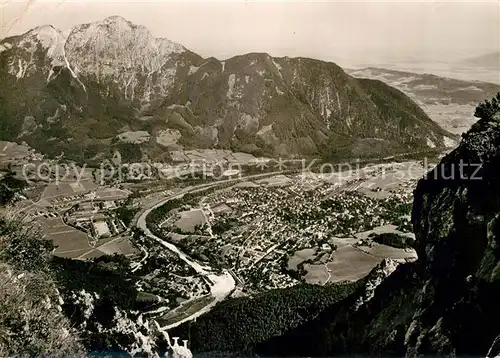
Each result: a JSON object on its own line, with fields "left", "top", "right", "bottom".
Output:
{"left": 347, "top": 66, "right": 500, "bottom": 135}
{"left": 461, "top": 52, "right": 500, "bottom": 69}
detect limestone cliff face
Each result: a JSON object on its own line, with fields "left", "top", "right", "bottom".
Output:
{"left": 406, "top": 112, "right": 500, "bottom": 355}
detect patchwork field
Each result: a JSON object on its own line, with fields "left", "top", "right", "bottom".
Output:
{"left": 41, "top": 180, "right": 97, "bottom": 202}
{"left": 78, "top": 237, "right": 138, "bottom": 259}
{"left": 354, "top": 224, "right": 415, "bottom": 241}
{"left": 358, "top": 244, "right": 417, "bottom": 262}
{"left": 305, "top": 246, "right": 382, "bottom": 284}
{"left": 38, "top": 217, "right": 92, "bottom": 258}
{"left": 288, "top": 224, "right": 417, "bottom": 285}
{"left": 37, "top": 216, "right": 137, "bottom": 260}
{"left": 0, "top": 141, "right": 31, "bottom": 166}
{"left": 174, "top": 209, "right": 206, "bottom": 233}
{"left": 287, "top": 248, "right": 317, "bottom": 271}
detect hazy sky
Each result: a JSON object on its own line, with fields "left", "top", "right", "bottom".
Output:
{"left": 1, "top": 0, "right": 499, "bottom": 66}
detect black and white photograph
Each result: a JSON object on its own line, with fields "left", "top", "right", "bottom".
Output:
{"left": 0, "top": 0, "right": 499, "bottom": 357}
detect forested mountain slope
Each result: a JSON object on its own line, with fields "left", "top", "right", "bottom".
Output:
{"left": 0, "top": 16, "right": 455, "bottom": 163}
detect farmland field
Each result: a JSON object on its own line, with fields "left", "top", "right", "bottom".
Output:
{"left": 174, "top": 209, "right": 206, "bottom": 233}
{"left": 40, "top": 180, "right": 97, "bottom": 202}
{"left": 79, "top": 237, "right": 138, "bottom": 259}
{"left": 38, "top": 217, "right": 92, "bottom": 258}
{"left": 0, "top": 141, "right": 31, "bottom": 166}
{"left": 305, "top": 246, "right": 382, "bottom": 284}
{"left": 358, "top": 244, "right": 417, "bottom": 261}
{"left": 287, "top": 248, "right": 317, "bottom": 271}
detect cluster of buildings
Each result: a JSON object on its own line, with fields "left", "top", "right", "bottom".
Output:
{"left": 130, "top": 231, "right": 211, "bottom": 311}
{"left": 64, "top": 198, "right": 128, "bottom": 240}
{"left": 160, "top": 172, "right": 416, "bottom": 292}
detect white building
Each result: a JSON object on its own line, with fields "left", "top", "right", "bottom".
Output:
{"left": 93, "top": 221, "right": 111, "bottom": 238}
{"left": 222, "top": 169, "right": 240, "bottom": 177}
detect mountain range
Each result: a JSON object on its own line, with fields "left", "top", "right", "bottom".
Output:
{"left": 347, "top": 67, "right": 500, "bottom": 134}
{"left": 461, "top": 52, "right": 500, "bottom": 70}
{"left": 0, "top": 16, "right": 456, "bottom": 163}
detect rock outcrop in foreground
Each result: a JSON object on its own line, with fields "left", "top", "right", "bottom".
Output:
{"left": 257, "top": 113, "right": 500, "bottom": 356}
{"left": 406, "top": 113, "right": 500, "bottom": 355}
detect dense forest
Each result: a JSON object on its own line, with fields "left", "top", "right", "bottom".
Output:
{"left": 166, "top": 280, "right": 364, "bottom": 354}
{"left": 0, "top": 171, "right": 26, "bottom": 205}
{"left": 370, "top": 232, "right": 414, "bottom": 249}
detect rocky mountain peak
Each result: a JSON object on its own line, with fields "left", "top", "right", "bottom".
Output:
{"left": 401, "top": 112, "right": 500, "bottom": 355}
{"left": 0, "top": 24, "right": 67, "bottom": 79}
{"left": 413, "top": 113, "right": 500, "bottom": 269}
{"left": 352, "top": 258, "right": 399, "bottom": 311}
{"left": 65, "top": 15, "right": 187, "bottom": 80}
{"left": 102, "top": 15, "right": 135, "bottom": 26}
{"left": 28, "top": 25, "right": 65, "bottom": 48}
{"left": 0, "top": 16, "right": 455, "bottom": 161}
{"left": 29, "top": 25, "right": 67, "bottom": 66}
